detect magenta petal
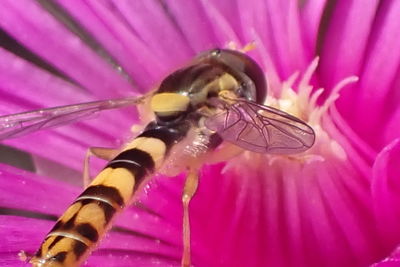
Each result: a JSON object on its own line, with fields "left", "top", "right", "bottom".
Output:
{"left": 319, "top": 1, "right": 379, "bottom": 90}
{"left": 237, "top": 0, "right": 308, "bottom": 79}
{"left": 0, "top": 216, "right": 180, "bottom": 267}
{"left": 299, "top": 0, "right": 327, "bottom": 54}
{"left": 383, "top": 104, "right": 400, "bottom": 147}
{"left": 0, "top": 163, "right": 178, "bottom": 238}
{"left": 330, "top": 106, "right": 376, "bottom": 164}
{"left": 57, "top": 0, "right": 163, "bottom": 91}
{"left": 3, "top": 129, "right": 104, "bottom": 172}
{"left": 73, "top": 0, "right": 180, "bottom": 89}
{"left": 372, "top": 245, "right": 400, "bottom": 267}
{"left": 0, "top": 47, "right": 139, "bottom": 170}
{"left": 206, "top": 0, "right": 243, "bottom": 40}
{"left": 263, "top": 1, "right": 308, "bottom": 76}
{"left": 165, "top": 1, "right": 218, "bottom": 52}
{"left": 0, "top": 216, "right": 48, "bottom": 267}
{"left": 372, "top": 138, "right": 400, "bottom": 249}
{"left": 113, "top": 1, "right": 192, "bottom": 60}
{"left": 0, "top": 163, "right": 183, "bottom": 265}
{"left": 329, "top": 0, "right": 400, "bottom": 147}
{"left": 2, "top": 103, "right": 138, "bottom": 172}
{"left": 0, "top": 48, "right": 90, "bottom": 112}
{"left": 354, "top": 1, "right": 400, "bottom": 125}
{"left": 318, "top": 0, "right": 400, "bottom": 151}
{"left": 1, "top": 1, "right": 400, "bottom": 267}
{"left": 199, "top": 0, "right": 241, "bottom": 46}
{"left": 0, "top": 0, "right": 133, "bottom": 97}
{"left": 234, "top": 0, "right": 283, "bottom": 92}
{"left": 0, "top": 46, "right": 136, "bottom": 126}
{"left": 0, "top": 163, "right": 80, "bottom": 214}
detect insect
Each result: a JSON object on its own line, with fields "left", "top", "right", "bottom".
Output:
{"left": 0, "top": 49, "right": 315, "bottom": 266}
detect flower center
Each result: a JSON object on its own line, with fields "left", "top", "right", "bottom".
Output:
{"left": 225, "top": 58, "right": 358, "bottom": 172}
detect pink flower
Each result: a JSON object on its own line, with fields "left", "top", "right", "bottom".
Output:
{"left": 1, "top": 0, "right": 400, "bottom": 266}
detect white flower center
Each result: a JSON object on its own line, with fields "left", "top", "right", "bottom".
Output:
{"left": 224, "top": 57, "right": 358, "bottom": 173}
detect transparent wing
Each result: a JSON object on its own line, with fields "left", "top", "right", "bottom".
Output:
{"left": 0, "top": 96, "right": 146, "bottom": 140}
{"left": 204, "top": 100, "right": 315, "bottom": 154}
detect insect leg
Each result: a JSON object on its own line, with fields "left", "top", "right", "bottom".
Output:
{"left": 83, "top": 147, "right": 119, "bottom": 188}
{"left": 181, "top": 168, "right": 200, "bottom": 267}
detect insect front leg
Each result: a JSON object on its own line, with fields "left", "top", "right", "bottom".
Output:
{"left": 83, "top": 147, "right": 119, "bottom": 188}
{"left": 181, "top": 168, "right": 200, "bottom": 267}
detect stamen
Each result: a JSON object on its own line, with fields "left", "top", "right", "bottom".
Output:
{"left": 298, "top": 57, "right": 319, "bottom": 100}
{"left": 311, "top": 75, "right": 358, "bottom": 123}
{"left": 224, "top": 57, "right": 358, "bottom": 171}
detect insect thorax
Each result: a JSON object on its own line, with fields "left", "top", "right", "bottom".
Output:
{"left": 151, "top": 63, "right": 254, "bottom": 122}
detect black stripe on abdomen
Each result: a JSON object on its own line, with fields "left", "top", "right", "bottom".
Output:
{"left": 77, "top": 184, "right": 124, "bottom": 209}
{"left": 105, "top": 122, "right": 190, "bottom": 191}
{"left": 106, "top": 148, "right": 155, "bottom": 180}
{"left": 141, "top": 121, "right": 190, "bottom": 149}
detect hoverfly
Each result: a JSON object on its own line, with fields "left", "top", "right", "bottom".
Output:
{"left": 0, "top": 49, "right": 315, "bottom": 267}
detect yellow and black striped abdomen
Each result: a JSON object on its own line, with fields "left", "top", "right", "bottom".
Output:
{"left": 30, "top": 122, "right": 190, "bottom": 267}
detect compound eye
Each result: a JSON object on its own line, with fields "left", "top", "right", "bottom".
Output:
{"left": 195, "top": 48, "right": 267, "bottom": 104}
{"left": 195, "top": 48, "right": 221, "bottom": 61}
{"left": 217, "top": 50, "right": 267, "bottom": 104}
{"left": 217, "top": 50, "right": 256, "bottom": 74}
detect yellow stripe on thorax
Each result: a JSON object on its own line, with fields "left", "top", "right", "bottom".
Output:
{"left": 150, "top": 92, "right": 190, "bottom": 116}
